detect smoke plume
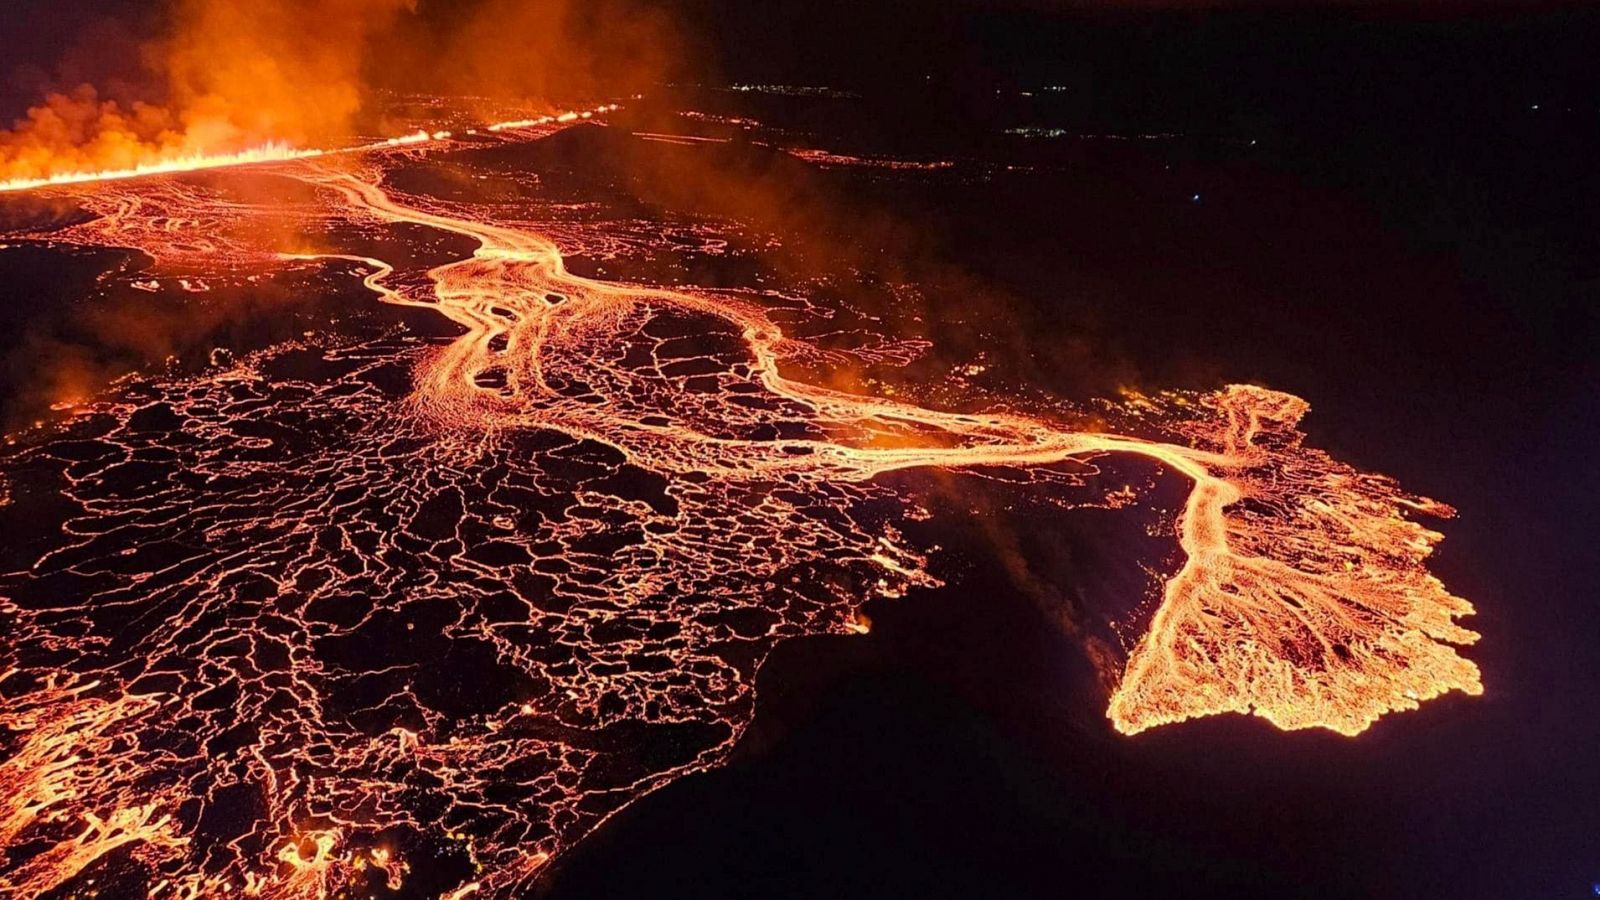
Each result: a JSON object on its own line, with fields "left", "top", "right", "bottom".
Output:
{"left": 0, "top": 0, "right": 683, "bottom": 183}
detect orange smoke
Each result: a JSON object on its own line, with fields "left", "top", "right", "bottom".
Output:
{"left": 0, "top": 87, "right": 181, "bottom": 183}
{"left": 0, "top": 0, "right": 414, "bottom": 183}
{"left": 0, "top": 0, "right": 680, "bottom": 184}
{"left": 388, "top": 0, "right": 685, "bottom": 106}
{"left": 158, "top": 0, "right": 417, "bottom": 146}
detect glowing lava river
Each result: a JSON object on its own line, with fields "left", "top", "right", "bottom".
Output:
{"left": 0, "top": 110, "right": 1480, "bottom": 897}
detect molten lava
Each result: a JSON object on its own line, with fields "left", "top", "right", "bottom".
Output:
{"left": 0, "top": 106, "right": 618, "bottom": 194}
{"left": 0, "top": 141, "right": 324, "bottom": 194}
{"left": 0, "top": 104, "right": 1481, "bottom": 898}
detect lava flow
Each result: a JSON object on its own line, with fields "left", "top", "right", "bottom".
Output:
{"left": 0, "top": 110, "right": 1481, "bottom": 898}
{"left": 0, "top": 106, "right": 618, "bottom": 194}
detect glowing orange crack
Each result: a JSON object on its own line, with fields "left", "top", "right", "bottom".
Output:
{"left": 0, "top": 111, "right": 1481, "bottom": 899}
{"left": 292, "top": 166, "right": 1481, "bottom": 738}
{"left": 0, "top": 104, "right": 621, "bottom": 194}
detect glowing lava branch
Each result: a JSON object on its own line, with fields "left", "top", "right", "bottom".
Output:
{"left": 296, "top": 168, "right": 1481, "bottom": 734}
{"left": 1101, "top": 390, "right": 1482, "bottom": 736}
{"left": 0, "top": 111, "right": 1479, "bottom": 898}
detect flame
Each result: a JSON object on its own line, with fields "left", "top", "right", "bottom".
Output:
{"left": 0, "top": 142, "right": 322, "bottom": 193}
{"left": 0, "top": 105, "right": 621, "bottom": 194}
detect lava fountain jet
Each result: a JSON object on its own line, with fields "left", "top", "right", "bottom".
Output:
{"left": 0, "top": 107, "right": 1481, "bottom": 898}
{"left": 0, "top": 107, "right": 616, "bottom": 193}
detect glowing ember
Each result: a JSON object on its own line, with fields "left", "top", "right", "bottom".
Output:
{"left": 785, "top": 148, "right": 957, "bottom": 170}
{"left": 0, "top": 107, "right": 1479, "bottom": 897}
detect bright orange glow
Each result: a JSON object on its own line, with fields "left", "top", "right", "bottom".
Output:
{"left": 0, "top": 142, "right": 323, "bottom": 193}
{"left": 0, "top": 104, "right": 1479, "bottom": 898}
{"left": 0, "top": 105, "right": 621, "bottom": 194}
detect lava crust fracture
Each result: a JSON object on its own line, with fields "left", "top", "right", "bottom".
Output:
{"left": 0, "top": 114, "right": 1481, "bottom": 898}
